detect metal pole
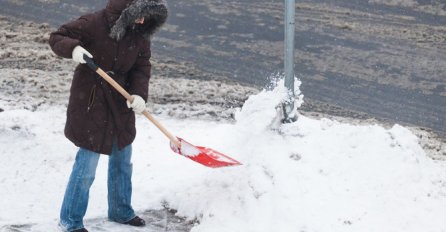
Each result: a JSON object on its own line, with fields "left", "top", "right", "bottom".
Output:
{"left": 283, "top": 0, "right": 297, "bottom": 123}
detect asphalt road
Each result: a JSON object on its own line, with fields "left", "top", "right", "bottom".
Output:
{"left": 1, "top": 0, "right": 445, "bottom": 136}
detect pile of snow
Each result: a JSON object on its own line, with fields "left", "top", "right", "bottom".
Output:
{"left": 1, "top": 78, "right": 445, "bottom": 232}
{"left": 159, "top": 80, "right": 446, "bottom": 232}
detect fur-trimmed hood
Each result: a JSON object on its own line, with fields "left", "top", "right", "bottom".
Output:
{"left": 106, "top": 0, "right": 168, "bottom": 41}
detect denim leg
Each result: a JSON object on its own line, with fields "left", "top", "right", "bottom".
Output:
{"left": 60, "top": 148, "right": 100, "bottom": 231}
{"left": 108, "top": 141, "right": 135, "bottom": 223}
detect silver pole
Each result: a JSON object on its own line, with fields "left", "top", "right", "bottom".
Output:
{"left": 283, "top": 0, "right": 297, "bottom": 123}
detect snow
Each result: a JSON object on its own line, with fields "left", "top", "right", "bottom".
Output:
{"left": 1, "top": 78, "right": 446, "bottom": 232}
{"left": 179, "top": 140, "right": 202, "bottom": 157}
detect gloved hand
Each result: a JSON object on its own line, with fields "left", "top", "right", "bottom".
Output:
{"left": 126, "top": 95, "right": 146, "bottom": 114}
{"left": 72, "top": 45, "right": 93, "bottom": 64}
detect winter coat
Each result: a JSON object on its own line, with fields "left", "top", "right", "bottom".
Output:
{"left": 49, "top": 0, "right": 168, "bottom": 154}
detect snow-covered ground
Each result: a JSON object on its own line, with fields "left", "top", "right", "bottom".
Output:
{"left": 1, "top": 16, "right": 446, "bottom": 232}
{"left": 1, "top": 79, "right": 446, "bottom": 232}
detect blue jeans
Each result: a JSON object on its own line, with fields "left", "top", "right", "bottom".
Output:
{"left": 60, "top": 142, "right": 136, "bottom": 231}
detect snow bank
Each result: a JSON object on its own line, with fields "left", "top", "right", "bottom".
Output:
{"left": 0, "top": 80, "right": 445, "bottom": 232}
{"left": 156, "top": 81, "right": 446, "bottom": 232}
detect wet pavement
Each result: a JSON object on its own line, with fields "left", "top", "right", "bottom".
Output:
{"left": 0, "top": 208, "right": 195, "bottom": 231}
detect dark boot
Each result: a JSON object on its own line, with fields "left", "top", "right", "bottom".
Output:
{"left": 72, "top": 228, "right": 88, "bottom": 232}
{"left": 124, "top": 216, "right": 146, "bottom": 227}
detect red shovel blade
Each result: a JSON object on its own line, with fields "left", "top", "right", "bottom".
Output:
{"left": 170, "top": 138, "right": 242, "bottom": 168}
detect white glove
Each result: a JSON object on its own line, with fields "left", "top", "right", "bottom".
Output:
{"left": 126, "top": 95, "right": 146, "bottom": 114}
{"left": 72, "top": 45, "right": 93, "bottom": 64}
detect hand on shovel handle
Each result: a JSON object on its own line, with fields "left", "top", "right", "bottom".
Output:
{"left": 83, "top": 54, "right": 241, "bottom": 168}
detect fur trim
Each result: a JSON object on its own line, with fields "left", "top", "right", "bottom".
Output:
{"left": 110, "top": 0, "right": 168, "bottom": 41}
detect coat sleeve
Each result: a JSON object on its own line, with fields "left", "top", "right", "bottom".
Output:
{"left": 128, "top": 41, "right": 151, "bottom": 101}
{"left": 49, "top": 16, "right": 93, "bottom": 59}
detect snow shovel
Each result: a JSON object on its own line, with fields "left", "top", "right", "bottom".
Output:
{"left": 83, "top": 55, "right": 241, "bottom": 168}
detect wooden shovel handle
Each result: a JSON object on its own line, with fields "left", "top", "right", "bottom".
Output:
{"left": 84, "top": 55, "right": 181, "bottom": 148}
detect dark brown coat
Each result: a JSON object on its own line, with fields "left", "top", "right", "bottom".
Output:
{"left": 49, "top": 0, "right": 168, "bottom": 154}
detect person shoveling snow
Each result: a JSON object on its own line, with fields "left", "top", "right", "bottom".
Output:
{"left": 48, "top": 0, "right": 168, "bottom": 231}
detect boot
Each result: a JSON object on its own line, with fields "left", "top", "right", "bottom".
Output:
{"left": 124, "top": 216, "right": 146, "bottom": 227}
{"left": 72, "top": 228, "right": 88, "bottom": 232}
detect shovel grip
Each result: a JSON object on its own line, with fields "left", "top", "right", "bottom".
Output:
{"left": 84, "top": 54, "right": 98, "bottom": 71}
{"left": 83, "top": 55, "right": 181, "bottom": 148}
